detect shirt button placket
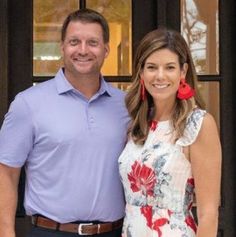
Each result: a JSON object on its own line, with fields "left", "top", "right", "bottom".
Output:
{"left": 87, "top": 102, "right": 95, "bottom": 129}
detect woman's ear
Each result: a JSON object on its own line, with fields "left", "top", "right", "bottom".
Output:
{"left": 140, "top": 69, "right": 144, "bottom": 78}
{"left": 181, "top": 63, "right": 188, "bottom": 77}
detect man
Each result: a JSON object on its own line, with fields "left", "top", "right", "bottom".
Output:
{"left": 0, "top": 9, "right": 129, "bottom": 237}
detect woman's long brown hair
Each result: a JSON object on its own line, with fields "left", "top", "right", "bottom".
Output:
{"left": 126, "top": 28, "right": 205, "bottom": 145}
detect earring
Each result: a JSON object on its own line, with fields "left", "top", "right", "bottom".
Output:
{"left": 177, "top": 78, "right": 195, "bottom": 100}
{"left": 140, "top": 78, "right": 146, "bottom": 101}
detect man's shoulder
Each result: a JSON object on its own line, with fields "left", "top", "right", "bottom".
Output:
{"left": 106, "top": 83, "right": 126, "bottom": 98}
{"left": 13, "top": 79, "right": 58, "bottom": 109}
{"left": 18, "top": 78, "right": 56, "bottom": 99}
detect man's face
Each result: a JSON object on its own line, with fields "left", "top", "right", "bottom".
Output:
{"left": 61, "top": 21, "right": 109, "bottom": 78}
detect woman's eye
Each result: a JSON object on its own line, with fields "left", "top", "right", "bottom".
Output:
{"left": 146, "top": 65, "right": 156, "bottom": 70}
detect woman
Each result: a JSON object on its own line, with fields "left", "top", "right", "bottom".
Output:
{"left": 119, "top": 28, "right": 221, "bottom": 237}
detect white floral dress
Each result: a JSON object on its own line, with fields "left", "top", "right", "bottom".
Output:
{"left": 119, "top": 109, "right": 206, "bottom": 237}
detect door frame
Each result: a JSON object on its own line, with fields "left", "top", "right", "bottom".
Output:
{"left": 1, "top": 0, "right": 236, "bottom": 236}
{"left": 0, "top": 0, "right": 8, "bottom": 124}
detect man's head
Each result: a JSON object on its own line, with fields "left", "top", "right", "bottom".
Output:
{"left": 61, "top": 8, "right": 109, "bottom": 43}
{"left": 60, "top": 9, "right": 110, "bottom": 81}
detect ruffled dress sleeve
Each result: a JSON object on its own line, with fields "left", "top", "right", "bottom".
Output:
{"left": 176, "top": 108, "right": 206, "bottom": 146}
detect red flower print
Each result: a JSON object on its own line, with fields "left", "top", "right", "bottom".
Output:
{"left": 186, "top": 178, "right": 195, "bottom": 210}
{"left": 141, "top": 205, "right": 169, "bottom": 237}
{"left": 153, "top": 218, "right": 169, "bottom": 237}
{"left": 185, "top": 215, "right": 197, "bottom": 233}
{"left": 128, "top": 161, "right": 156, "bottom": 196}
{"left": 187, "top": 178, "right": 195, "bottom": 187}
{"left": 167, "top": 209, "right": 173, "bottom": 217}
{"left": 141, "top": 205, "right": 153, "bottom": 228}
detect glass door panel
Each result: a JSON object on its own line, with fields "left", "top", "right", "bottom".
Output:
{"left": 33, "top": 0, "right": 80, "bottom": 76}
{"left": 87, "top": 0, "right": 132, "bottom": 76}
{"left": 33, "top": 0, "right": 132, "bottom": 77}
{"left": 181, "top": 0, "right": 220, "bottom": 130}
{"left": 198, "top": 81, "right": 220, "bottom": 128}
{"left": 181, "top": 0, "right": 219, "bottom": 75}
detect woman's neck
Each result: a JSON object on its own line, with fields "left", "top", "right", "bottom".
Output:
{"left": 153, "top": 100, "right": 176, "bottom": 121}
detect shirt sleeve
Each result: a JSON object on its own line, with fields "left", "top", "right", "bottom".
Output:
{"left": 0, "top": 94, "right": 34, "bottom": 167}
{"left": 176, "top": 109, "right": 206, "bottom": 147}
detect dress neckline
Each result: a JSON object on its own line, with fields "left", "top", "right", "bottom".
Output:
{"left": 149, "top": 119, "right": 170, "bottom": 131}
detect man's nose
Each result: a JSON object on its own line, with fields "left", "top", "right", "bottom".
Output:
{"left": 78, "top": 42, "right": 88, "bottom": 55}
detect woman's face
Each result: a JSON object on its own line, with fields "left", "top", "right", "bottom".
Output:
{"left": 141, "top": 48, "right": 188, "bottom": 106}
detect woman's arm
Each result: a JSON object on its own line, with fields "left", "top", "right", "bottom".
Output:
{"left": 190, "top": 113, "right": 222, "bottom": 237}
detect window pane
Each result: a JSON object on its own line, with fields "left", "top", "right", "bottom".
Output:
{"left": 110, "top": 82, "right": 131, "bottom": 92}
{"left": 181, "top": 0, "right": 219, "bottom": 75}
{"left": 87, "top": 0, "right": 132, "bottom": 76}
{"left": 33, "top": 0, "right": 132, "bottom": 77}
{"left": 33, "top": 0, "right": 80, "bottom": 76}
{"left": 198, "top": 81, "right": 220, "bottom": 128}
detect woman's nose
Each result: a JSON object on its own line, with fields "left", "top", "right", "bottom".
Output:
{"left": 156, "top": 68, "right": 164, "bottom": 80}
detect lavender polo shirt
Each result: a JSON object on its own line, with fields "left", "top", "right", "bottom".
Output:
{"left": 0, "top": 69, "right": 130, "bottom": 223}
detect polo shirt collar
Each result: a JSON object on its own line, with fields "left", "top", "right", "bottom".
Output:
{"left": 55, "top": 68, "right": 74, "bottom": 94}
{"left": 99, "top": 76, "right": 112, "bottom": 97}
{"left": 55, "top": 68, "right": 112, "bottom": 97}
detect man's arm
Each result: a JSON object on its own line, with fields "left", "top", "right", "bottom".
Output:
{"left": 0, "top": 94, "right": 34, "bottom": 237}
{"left": 0, "top": 163, "right": 21, "bottom": 237}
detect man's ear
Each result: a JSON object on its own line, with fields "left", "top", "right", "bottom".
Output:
{"left": 104, "top": 44, "right": 110, "bottom": 58}
{"left": 60, "top": 41, "right": 65, "bottom": 57}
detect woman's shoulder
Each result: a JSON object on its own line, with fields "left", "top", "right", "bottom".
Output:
{"left": 187, "top": 108, "right": 206, "bottom": 124}
{"left": 195, "top": 112, "right": 219, "bottom": 139}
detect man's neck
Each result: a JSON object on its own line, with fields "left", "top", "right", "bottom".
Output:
{"left": 65, "top": 71, "right": 101, "bottom": 99}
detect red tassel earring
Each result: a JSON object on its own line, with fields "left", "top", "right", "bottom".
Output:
{"left": 140, "top": 78, "right": 146, "bottom": 101}
{"left": 177, "top": 78, "right": 195, "bottom": 100}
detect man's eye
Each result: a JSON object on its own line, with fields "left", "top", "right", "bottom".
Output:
{"left": 88, "top": 40, "right": 99, "bottom": 46}
{"left": 167, "top": 66, "right": 175, "bottom": 70}
{"left": 69, "top": 39, "right": 79, "bottom": 46}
